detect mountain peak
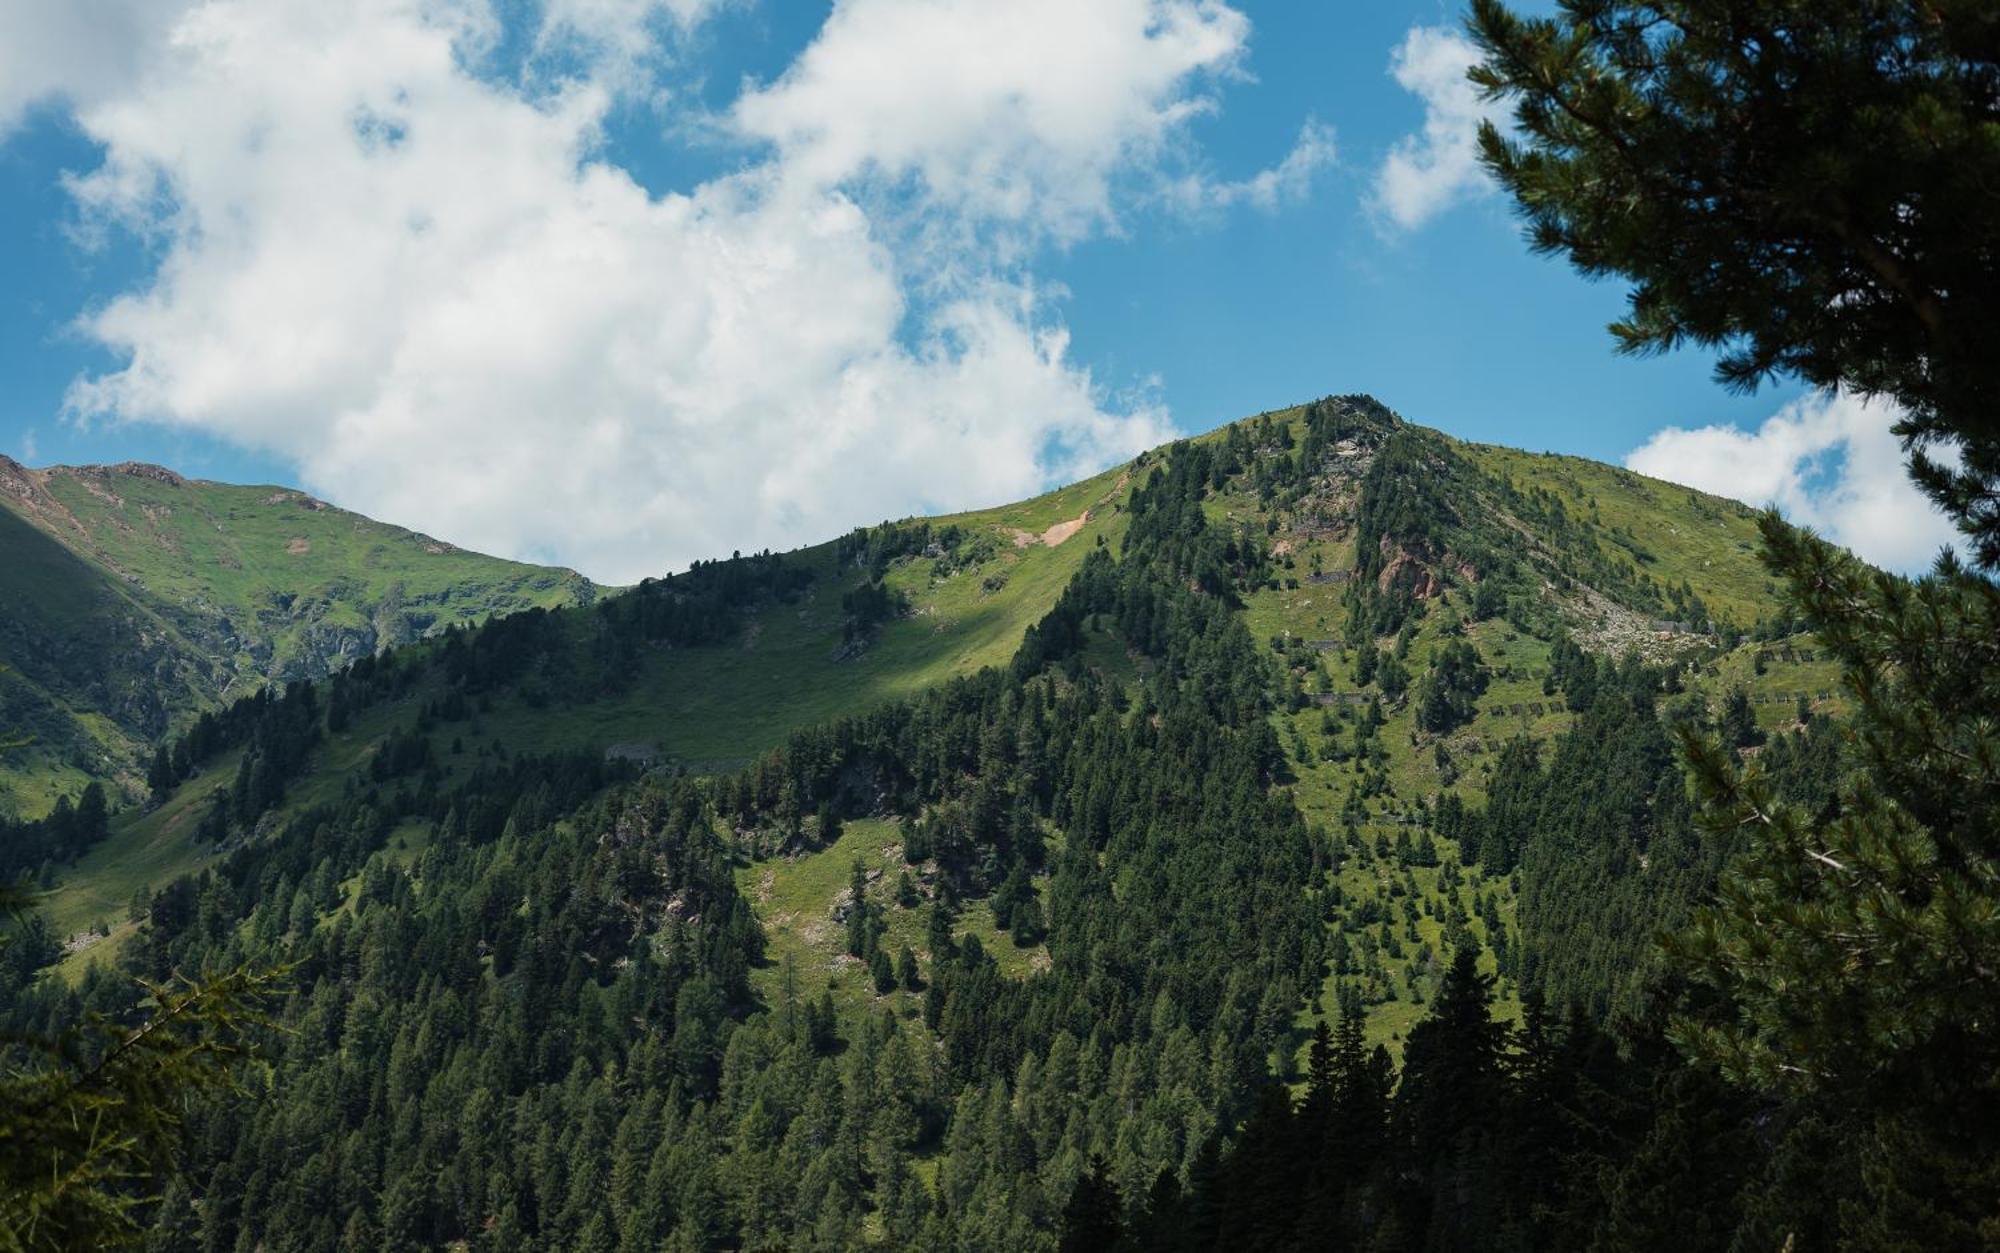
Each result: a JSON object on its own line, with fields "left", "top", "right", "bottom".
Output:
{"left": 103, "top": 461, "right": 190, "bottom": 488}
{"left": 43, "top": 461, "right": 192, "bottom": 488}
{"left": 0, "top": 453, "right": 38, "bottom": 506}
{"left": 0, "top": 457, "right": 198, "bottom": 501}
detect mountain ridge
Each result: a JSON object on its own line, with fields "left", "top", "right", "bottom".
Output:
{"left": 0, "top": 394, "right": 1857, "bottom": 1251}
{"left": 0, "top": 455, "right": 597, "bottom": 817}
{"left": 0, "top": 396, "right": 1809, "bottom": 819}
{"left": 24, "top": 394, "right": 1838, "bottom": 997}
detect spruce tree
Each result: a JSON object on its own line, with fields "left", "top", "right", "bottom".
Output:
{"left": 844, "top": 857, "right": 871, "bottom": 959}
{"left": 1471, "top": 0, "right": 2000, "bottom": 563}
{"left": 1057, "top": 1155, "right": 1124, "bottom": 1253}
{"left": 1392, "top": 946, "right": 1508, "bottom": 1247}
{"left": 147, "top": 745, "right": 176, "bottom": 799}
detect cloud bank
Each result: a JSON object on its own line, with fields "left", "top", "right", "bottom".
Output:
{"left": 1625, "top": 389, "right": 1960, "bottom": 572}
{"left": 11, "top": 0, "right": 1321, "bottom": 582}
{"left": 1370, "top": 25, "right": 1502, "bottom": 232}
{"left": 0, "top": 0, "right": 191, "bottom": 140}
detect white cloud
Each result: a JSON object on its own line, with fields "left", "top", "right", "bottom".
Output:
{"left": 24, "top": 0, "right": 1343, "bottom": 583}
{"left": 1163, "top": 117, "right": 1336, "bottom": 215}
{"left": 542, "top": 0, "right": 726, "bottom": 47}
{"left": 1370, "top": 25, "right": 1501, "bottom": 232}
{"left": 1625, "top": 388, "right": 1960, "bottom": 572}
{"left": 732, "top": 0, "right": 1253, "bottom": 248}
{"left": 0, "top": 0, "right": 195, "bottom": 137}
{"left": 534, "top": 0, "right": 730, "bottom": 92}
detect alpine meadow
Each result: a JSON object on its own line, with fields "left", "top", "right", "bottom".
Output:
{"left": 2, "top": 2, "right": 1997, "bottom": 1251}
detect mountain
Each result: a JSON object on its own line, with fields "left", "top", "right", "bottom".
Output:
{"left": 2, "top": 396, "right": 1848, "bottom": 1249}
{"left": 0, "top": 456, "right": 595, "bottom": 818}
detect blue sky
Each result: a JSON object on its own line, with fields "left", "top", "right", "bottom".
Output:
{"left": 0, "top": 0, "right": 1949, "bottom": 578}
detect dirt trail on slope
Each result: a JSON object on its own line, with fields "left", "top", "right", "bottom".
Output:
{"left": 1040, "top": 512, "right": 1089, "bottom": 545}
{"left": 1010, "top": 510, "right": 1091, "bottom": 548}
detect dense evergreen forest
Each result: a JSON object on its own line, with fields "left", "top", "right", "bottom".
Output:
{"left": 2, "top": 435, "right": 1319, "bottom": 1249}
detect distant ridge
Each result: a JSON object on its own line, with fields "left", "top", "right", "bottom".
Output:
{"left": 0, "top": 459, "right": 596, "bottom": 817}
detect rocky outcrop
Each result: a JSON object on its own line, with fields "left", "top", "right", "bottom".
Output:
{"left": 102, "top": 462, "right": 189, "bottom": 488}
{"left": 1374, "top": 535, "right": 1448, "bottom": 600}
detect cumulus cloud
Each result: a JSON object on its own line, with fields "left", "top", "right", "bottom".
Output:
{"left": 21, "top": 0, "right": 1328, "bottom": 582}
{"left": 1624, "top": 389, "right": 1960, "bottom": 572}
{"left": 733, "top": 0, "right": 1252, "bottom": 248}
{"left": 543, "top": 0, "right": 726, "bottom": 46}
{"left": 1370, "top": 25, "right": 1502, "bottom": 232}
{"left": 1162, "top": 117, "right": 1336, "bottom": 216}
{"left": 534, "top": 0, "right": 729, "bottom": 90}
{"left": 0, "top": 0, "right": 195, "bottom": 137}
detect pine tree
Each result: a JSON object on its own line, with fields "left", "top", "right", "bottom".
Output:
{"left": 844, "top": 857, "right": 871, "bottom": 959}
{"left": 1214, "top": 1081, "right": 1303, "bottom": 1250}
{"left": 1393, "top": 946, "right": 1508, "bottom": 1247}
{"left": 147, "top": 745, "right": 176, "bottom": 799}
{"left": 1329, "top": 1001, "right": 1390, "bottom": 1182}
{"left": 1058, "top": 1155, "right": 1124, "bottom": 1253}
{"left": 1009, "top": 895, "right": 1044, "bottom": 946}
{"left": 1672, "top": 526, "right": 2000, "bottom": 1239}
{"left": 808, "top": 990, "right": 839, "bottom": 1056}
{"left": 926, "top": 899, "right": 956, "bottom": 965}
{"left": 1471, "top": 0, "right": 2000, "bottom": 563}
{"left": 1718, "top": 686, "right": 1762, "bottom": 750}
{"left": 0, "top": 950, "right": 283, "bottom": 1249}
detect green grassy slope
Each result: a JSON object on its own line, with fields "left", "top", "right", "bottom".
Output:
{"left": 736, "top": 816, "right": 1046, "bottom": 1024}
{"left": 42, "top": 749, "right": 245, "bottom": 980}
{"left": 0, "top": 501, "right": 221, "bottom": 815}
{"left": 1458, "top": 441, "right": 1780, "bottom": 628}
{"left": 11, "top": 461, "right": 595, "bottom": 675}
{"left": 35, "top": 466, "right": 1131, "bottom": 977}
{"left": 0, "top": 456, "right": 596, "bottom": 815}
{"left": 1196, "top": 408, "right": 1825, "bottom": 1057}
{"left": 475, "top": 463, "right": 1132, "bottom": 768}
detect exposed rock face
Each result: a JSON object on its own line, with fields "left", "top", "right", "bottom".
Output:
{"left": 279, "top": 621, "right": 380, "bottom": 683}
{"left": 0, "top": 455, "right": 47, "bottom": 510}
{"left": 1375, "top": 535, "right": 1447, "bottom": 600}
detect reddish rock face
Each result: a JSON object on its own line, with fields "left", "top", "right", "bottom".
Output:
{"left": 1374, "top": 534, "right": 1445, "bottom": 600}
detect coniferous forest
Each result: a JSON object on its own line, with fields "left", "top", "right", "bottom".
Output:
{"left": 4, "top": 1, "right": 2000, "bottom": 1250}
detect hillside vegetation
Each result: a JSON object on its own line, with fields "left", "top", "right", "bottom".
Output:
{"left": 4, "top": 396, "right": 1849, "bottom": 1249}
{"left": 22, "top": 397, "right": 1837, "bottom": 1040}
{"left": 0, "top": 456, "right": 595, "bottom": 816}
